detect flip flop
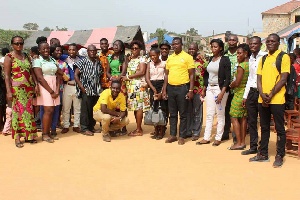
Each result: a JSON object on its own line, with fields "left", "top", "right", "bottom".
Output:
{"left": 15, "top": 140, "right": 24, "bottom": 148}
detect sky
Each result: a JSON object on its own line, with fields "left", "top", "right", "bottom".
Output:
{"left": 1, "top": 0, "right": 291, "bottom": 37}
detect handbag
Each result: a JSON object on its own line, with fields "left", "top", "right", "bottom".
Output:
{"left": 144, "top": 101, "right": 166, "bottom": 126}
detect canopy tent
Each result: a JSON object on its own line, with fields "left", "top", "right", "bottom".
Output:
{"left": 145, "top": 34, "right": 173, "bottom": 51}
{"left": 287, "top": 28, "right": 300, "bottom": 52}
{"left": 24, "top": 25, "right": 144, "bottom": 49}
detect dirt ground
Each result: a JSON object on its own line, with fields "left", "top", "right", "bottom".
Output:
{"left": 1, "top": 102, "right": 300, "bottom": 200}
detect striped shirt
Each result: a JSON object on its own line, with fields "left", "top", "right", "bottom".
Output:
{"left": 74, "top": 57, "right": 103, "bottom": 97}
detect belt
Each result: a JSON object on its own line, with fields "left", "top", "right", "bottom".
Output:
{"left": 209, "top": 84, "right": 218, "bottom": 86}
{"left": 67, "top": 82, "right": 75, "bottom": 86}
{"left": 168, "top": 83, "right": 189, "bottom": 87}
{"left": 250, "top": 87, "right": 258, "bottom": 92}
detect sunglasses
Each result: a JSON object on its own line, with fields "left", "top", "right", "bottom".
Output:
{"left": 13, "top": 42, "right": 24, "bottom": 46}
{"left": 131, "top": 47, "right": 140, "bottom": 50}
{"left": 160, "top": 47, "right": 169, "bottom": 50}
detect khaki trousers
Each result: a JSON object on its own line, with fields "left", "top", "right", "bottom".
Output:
{"left": 93, "top": 110, "right": 129, "bottom": 135}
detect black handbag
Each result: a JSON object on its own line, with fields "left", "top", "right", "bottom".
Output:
{"left": 144, "top": 101, "right": 166, "bottom": 126}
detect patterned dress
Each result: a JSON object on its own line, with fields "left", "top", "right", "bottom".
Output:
{"left": 7, "top": 53, "right": 37, "bottom": 140}
{"left": 230, "top": 62, "right": 249, "bottom": 118}
{"left": 125, "top": 56, "right": 150, "bottom": 111}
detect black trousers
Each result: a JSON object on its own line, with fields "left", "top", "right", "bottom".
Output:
{"left": 187, "top": 93, "right": 203, "bottom": 136}
{"left": 246, "top": 88, "right": 259, "bottom": 150}
{"left": 223, "top": 91, "right": 234, "bottom": 138}
{"left": 258, "top": 103, "right": 286, "bottom": 157}
{"left": 167, "top": 84, "right": 189, "bottom": 138}
{"left": 80, "top": 94, "right": 99, "bottom": 132}
{"left": 149, "top": 80, "right": 168, "bottom": 122}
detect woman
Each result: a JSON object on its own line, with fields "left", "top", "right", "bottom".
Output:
{"left": 3, "top": 36, "right": 38, "bottom": 147}
{"left": 33, "top": 41, "right": 60, "bottom": 143}
{"left": 122, "top": 40, "right": 150, "bottom": 136}
{"left": 197, "top": 39, "right": 231, "bottom": 146}
{"left": 0, "top": 48, "right": 9, "bottom": 132}
{"left": 39, "top": 45, "right": 68, "bottom": 139}
{"left": 145, "top": 47, "right": 168, "bottom": 140}
{"left": 106, "top": 40, "right": 128, "bottom": 136}
{"left": 228, "top": 44, "right": 250, "bottom": 150}
{"left": 107, "top": 40, "right": 128, "bottom": 94}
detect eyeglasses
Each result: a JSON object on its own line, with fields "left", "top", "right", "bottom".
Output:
{"left": 131, "top": 47, "right": 140, "bottom": 50}
{"left": 13, "top": 42, "right": 24, "bottom": 46}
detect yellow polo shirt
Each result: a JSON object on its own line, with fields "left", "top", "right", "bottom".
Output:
{"left": 93, "top": 89, "right": 126, "bottom": 112}
{"left": 166, "top": 51, "right": 195, "bottom": 85}
{"left": 257, "top": 50, "right": 290, "bottom": 104}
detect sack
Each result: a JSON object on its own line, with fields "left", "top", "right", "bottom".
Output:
{"left": 144, "top": 101, "right": 166, "bottom": 126}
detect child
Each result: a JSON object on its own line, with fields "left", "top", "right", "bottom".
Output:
{"left": 2, "top": 101, "right": 12, "bottom": 136}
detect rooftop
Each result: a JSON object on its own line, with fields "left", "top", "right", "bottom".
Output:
{"left": 262, "top": 0, "right": 300, "bottom": 15}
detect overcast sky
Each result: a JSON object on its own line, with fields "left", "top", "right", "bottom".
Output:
{"left": 1, "top": 0, "right": 290, "bottom": 36}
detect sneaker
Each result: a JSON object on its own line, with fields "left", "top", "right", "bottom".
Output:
{"left": 103, "top": 134, "right": 111, "bottom": 142}
{"left": 249, "top": 153, "right": 270, "bottom": 162}
{"left": 273, "top": 155, "right": 283, "bottom": 168}
{"left": 241, "top": 149, "right": 258, "bottom": 155}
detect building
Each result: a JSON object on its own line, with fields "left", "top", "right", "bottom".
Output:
{"left": 262, "top": 0, "right": 300, "bottom": 34}
{"left": 206, "top": 32, "right": 249, "bottom": 44}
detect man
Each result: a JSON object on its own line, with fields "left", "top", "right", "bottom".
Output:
{"left": 223, "top": 34, "right": 238, "bottom": 142}
{"left": 159, "top": 40, "right": 171, "bottom": 61}
{"left": 99, "top": 38, "right": 114, "bottom": 90}
{"left": 93, "top": 80, "right": 129, "bottom": 142}
{"left": 241, "top": 36, "right": 267, "bottom": 155}
{"left": 61, "top": 43, "right": 82, "bottom": 134}
{"left": 162, "top": 37, "right": 195, "bottom": 145}
{"left": 187, "top": 42, "right": 206, "bottom": 141}
{"left": 249, "top": 33, "right": 290, "bottom": 168}
{"left": 74, "top": 45, "right": 103, "bottom": 136}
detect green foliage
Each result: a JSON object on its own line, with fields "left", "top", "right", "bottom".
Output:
{"left": 0, "top": 29, "right": 31, "bottom": 49}
{"left": 23, "top": 22, "right": 39, "bottom": 30}
{"left": 43, "top": 27, "right": 51, "bottom": 31}
{"left": 186, "top": 28, "right": 198, "bottom": 36}
{"left": 150, "top": 28, "right": 168, "bottom": 45}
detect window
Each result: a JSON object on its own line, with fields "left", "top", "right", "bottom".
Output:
{"left": 295, "top": 15, "right": 300, "bottom": 23}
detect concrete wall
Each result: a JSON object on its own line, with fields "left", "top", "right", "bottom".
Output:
{"left": 262, "top": 14, "right": 290, "bottom": 34}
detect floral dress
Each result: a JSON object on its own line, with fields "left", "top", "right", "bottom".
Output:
{"left": 125, "top": 56, "right": 150, "bottom": 111}
{"left": 193, "top": 55, "right": 207, "bottom": 94}
{"left": 7, "top": 53, "right": 37, "bottom": 140}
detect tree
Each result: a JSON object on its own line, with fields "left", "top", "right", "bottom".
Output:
{"left": 23, "top": 23, "right": 39, "bottom": 30}
{"left": 43, "top": 27, "right": 51, "bottom": 31}
{"left": 56, "top": 26, "right": 68, "bottom": 31}
{"left": 150, "top": 28, "right": 168, "bottom": 45}
{"left": 186, "top": 28, "right": 198, "bottom": 36}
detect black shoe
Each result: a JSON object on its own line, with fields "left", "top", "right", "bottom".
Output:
{"left": 249, "top": 153, "right": 269, "bottom": 162}
{"left": 221, "top": 135, "right": 229, "bottom": 141}
{"left": 184, "top": 134, "right": 192, "bottom": 139}
{"left": 241, "top": 149, "right": 258, "bottom": 155}
{"left": 273, "top": 155, "right": 283, "bottom": 168}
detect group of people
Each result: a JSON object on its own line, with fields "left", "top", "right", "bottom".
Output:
{"left": 0, "top": 32, "right": 295, "bottom": 168}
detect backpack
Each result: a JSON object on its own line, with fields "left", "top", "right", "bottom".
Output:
{"left": 261, "top": 51, "right": 296, "bottom": 96}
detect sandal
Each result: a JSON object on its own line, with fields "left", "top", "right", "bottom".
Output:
{"left": 2, "top": 132, "right": 11, "bottom": 136}
{"left": 25, "top": 139, "right": 38, "bottom": 144}
{"left": 15, "top": 140, "right": 24, "bottom": 148}
{"left": 128, "top": 129, "right": 143, "bottom": 136}
{"left": 42, "top": 134, "right": 54, "bottom": 143}
{"left": 227, "top": 145, "right": 245, "bottom": 150}
{"left": 50, "top": 135, "right": 59, "bottom": 140}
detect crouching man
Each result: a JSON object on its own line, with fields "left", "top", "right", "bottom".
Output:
{"left": 93, "top": 80, "right": 129, "bottom": 142}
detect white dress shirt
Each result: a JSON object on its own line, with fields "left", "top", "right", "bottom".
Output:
{"left": 243, "top": 50, "right": 267, "bottom": 99}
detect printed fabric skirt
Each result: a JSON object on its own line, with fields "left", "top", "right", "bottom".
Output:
{"left": 36, "top": 76, "right": 60, "bottom": 106}
{"left": 229, "top": 90, "right": 247, "bottom": 118}
{"left": 11, "top": 86, "right": 37, "bottom": 140}
{"left": 126, "top": 79, "right": 150, "bottom": 112}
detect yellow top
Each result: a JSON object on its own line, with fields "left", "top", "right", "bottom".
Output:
{"left": 257, "top": 50, "right": 290, "bottom": 104}
{"left": 93, "top": 89, "right": 126, "bottom": 112}
{"left": 166, "top": 51, "right": 195, "bottom": 85}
